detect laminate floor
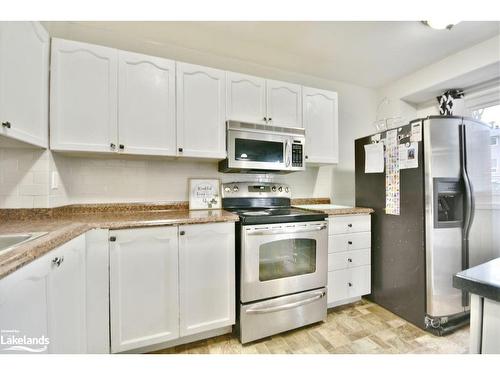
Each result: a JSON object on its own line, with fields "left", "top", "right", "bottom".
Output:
{"left": 151, "top": 299, "right": 469, "bottom": 354}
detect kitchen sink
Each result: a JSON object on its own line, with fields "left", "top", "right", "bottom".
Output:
{"left": 0, "top": 232, "right": 48, "bottom": 255}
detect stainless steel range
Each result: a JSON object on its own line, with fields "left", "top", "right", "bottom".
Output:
{"left": 222, "top": 181, "right": 328, "bottom": 343}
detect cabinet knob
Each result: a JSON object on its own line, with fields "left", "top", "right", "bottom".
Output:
{"left": 348, "top": 241, "right": 353, "bottom": 245}
{"left": 119, "top": 144, "right": 125, "bottom": 150}
{"left": 179, "top": 230, "right": 185, "bottom": 236}
{"left": 263, "top": 117, "right": 267, "bottom": 122}
{"left": 268, "top": 117, "right": 272, "bottom": 122}
{"left": 110, "top": 143, "right": 116, "bottom": 150}
{"left": 305, "top": 155, "right": 309, "bottom": 160}
{"left": 109, "top": 236, "right": 116, "bottom": 242}
{"left": 52, "top": 256, "right": 64, "bottom": 267}
{"left": 178, "top": 147, "right": 183, "bottom": 153}
{"left": 2, "top": 121, "right": 11, "bottom": 129}
{"left": 348, "top": 282, "right": 353, "bottom": 287}
{"left": 347, "top": 224, "right": 353, "bottom": 228}
{"left": 348, "top": 258, "right": 352, "bottom": 263}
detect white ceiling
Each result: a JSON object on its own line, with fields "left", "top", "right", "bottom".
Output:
{"left": 44, "top": 21, "right": 500, "bottom": 88}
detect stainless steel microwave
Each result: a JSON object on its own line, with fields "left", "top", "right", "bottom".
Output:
{"left": 218, "top": 121, "right": 306, "bottom": 173}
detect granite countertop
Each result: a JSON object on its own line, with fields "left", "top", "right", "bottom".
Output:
{"left": 0, "top": 206, "right": 239, "bottom": 280}
{"left": 453, "top": 257, "right": 500, "bottom": 302}
{"left": 293, "top": 203, "right": 374, "bottom": 216}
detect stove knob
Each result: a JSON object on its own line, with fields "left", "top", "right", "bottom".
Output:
{"left": 285, "top": 187, "right": 289, "bottom": 193}
{"left": 271, "top": 186, "right": 277, "bottom": 192}
{"left": 232, "top": 186, "right": 239, "bottom": 192}
{"left": 278, "top": 186, "right": 283, "bottom": 192}
{"left": 224, "top": 187, "right": 231, "bottom": 192}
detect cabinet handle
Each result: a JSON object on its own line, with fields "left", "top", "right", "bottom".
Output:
{"left": 348, "top": 258, "right": 352, "bottom": 263}
{"left": 179, "top": 230, "right": 185, "bottom": 236}
{"left": 347, "top": 224, "right": 353, "bottom": 228}
{"left": 263, "top": 117, "right": 267, "bottom": 122}
{"left": 348, "top": 241, "right": 353, "bottom": 245}
{"left": 52, "top": 256, "right": 64, "bottom": 267}
{"left": 2, "top": 121, "right": 11, "bottom": 129}
{"left": 305, "top": 155, "right": 309, "bottom": 160}
{"left": 109, "top": 236, "right": 116, "bottom": 242}
{"left": 268, "top": 117, "right": 272, "bottom": 122}
{"left": 348, "top": 282, "right": 353, "bottom": 287}
{"left": 110, "top": 143, "right": 116, "bottom": 150}
{"left": 178, "top": 147, "right": 183, "bottom": 153}
{"left": 119, "top": 144, "right": 125, "bottom": 150}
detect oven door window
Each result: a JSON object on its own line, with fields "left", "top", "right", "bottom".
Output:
{"left": 235, "top": 138, "right": 284, "bottom": 163}
{"left": 259, "top": 239, "right": 316, "bottom": 281}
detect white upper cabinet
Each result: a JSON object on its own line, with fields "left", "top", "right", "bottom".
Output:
{"left": 176, "top": 62, "right": 226, "bottom": 159}
{"left": 266, "top": 79, "right": 302, "bottom": 128}
{"left": 178, "top": 222, "right": 235, "bottom": 337}
{"left": 302, "top": 87, "right": 338, "bottom": 164}
{"left": 226, "top": 72, "right": 266, "bottom": 124}
{"left": 109, "top": 226, "right": 179, "bottom": 353}
{"left": 50, "top": 38, "right": 118, "bottom": 153}
{"left": 118, "top": 51, "right": 176, "bottom": 156}
{"left": 0, "top": 22, "right": 49, "bottom": 147}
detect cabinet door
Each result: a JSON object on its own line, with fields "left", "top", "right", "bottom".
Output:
{"left": 47, "top": 235, "right": 87, "bottom": 354}
{"left": 303, "top": 87, "right": 338, "bottom": 163}
{"left": 0, "top": 253, "right": 51, "bottom": 354}
{"left": 0, "top": 22, "right": 49, "bottom": 147}
{"left": 176, "top": 62, "right": 226, "bottom": 158}
{"left": 118, "top": 51, "right": 176, "bottom": 156}
{"left": 179, "top": 222, "right": 235, "bottom": 336}
{"left": 226, "top": 72, "right": 266, "bottom": 124}
{"left": 110, "top": 227, "right": 179, "bottom": 353}
{"left": 50, "top": 38, "right": 118, "bottom": 152}
{"left": 266, "top": 79, "right": 302, "bottom": 128}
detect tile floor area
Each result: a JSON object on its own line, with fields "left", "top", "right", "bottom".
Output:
{"left": 152, "top": 299, "right": 469, "bottom": 354}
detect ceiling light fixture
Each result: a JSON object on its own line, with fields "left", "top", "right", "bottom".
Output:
{"left": 421, "top": 20, "right": 459, "bottom": 30}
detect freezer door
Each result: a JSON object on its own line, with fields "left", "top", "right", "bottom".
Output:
{"left": 424, "top": 117, "right": 465, "bottom": 318}
{"left": 463, "top": 119, "right": 498, "bottom": 269}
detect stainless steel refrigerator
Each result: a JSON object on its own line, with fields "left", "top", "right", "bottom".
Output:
{"left": 355, "top": 115, "right": 500, "bottom": 335}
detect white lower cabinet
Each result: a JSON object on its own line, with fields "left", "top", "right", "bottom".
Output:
{"left": 0, "top": 235, "right": 87, "bottom": 354}
{"left": 109, "top": 226, "right": 180, "bottom": 353}
{"left": 179, "top": 222, "right": 235, "bottom": 336}
{"left": 109, "top": 222, "right": 235, "bottom": 353}
{"left": 327, "top": 214, "right": 372, "bottom": 307}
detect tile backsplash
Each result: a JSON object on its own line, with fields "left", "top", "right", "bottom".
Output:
{"left": 0, "top": 147, "right": 332, "bottom": 208}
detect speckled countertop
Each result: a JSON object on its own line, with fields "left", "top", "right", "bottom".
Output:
{"left": 0, "top": 205, "right": 238, "bottom": 280}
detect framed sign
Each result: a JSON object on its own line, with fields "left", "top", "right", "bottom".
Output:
{"left": 188, "top": 178, "right": 221, "bottom": 210}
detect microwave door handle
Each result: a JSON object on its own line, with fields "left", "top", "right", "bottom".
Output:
{"left": 247, "top": 224, "right": 327, "bottom": 236}
{"left": 285, "top": 140, "right": 291, "bottom": 167}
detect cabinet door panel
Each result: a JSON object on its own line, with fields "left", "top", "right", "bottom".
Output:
{"left": 176, "top": 62, "right": 226, "bottom": 158}
{"left": 328, "top": 215, "right": 371, "bottom": 235}
{"left": 47, "top": 235, "right": 87, "bottom": 354}
{"left": 0, "top": 255, "right": 51, "bottom": 354}
{"left": 328, "top": 232, "right": 372, "bottom": 253}
{"left": 179, "top": 222, "right": 235, "bottom": 336}
{"left": 118, "top": 51, "right": 176, "bottom": 156}
{"left": 50, "top": 38, "right": 118, "bottom": 152}
{"left": 110, "top": 227, "right": 179, "bottom": 353}
{"left": 327, "top": 270, "right": 349, "bottom": 304}
{"left": 0, "top": 22, "right": 49, "bottom": 147}
{"left": 266, "top": 79, "right": 302, "bottom": 128}
{"left": 303, "top": 87, "right": 338, "bottom": 163}
{"left": 226, "top": 72, "right": 266, "bottom": 124}
{"left": 349, "top": 266, "right": 371, "bottom": 298}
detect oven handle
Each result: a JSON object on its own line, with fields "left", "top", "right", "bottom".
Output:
{"left": 246, "top": 291, "right": 326, "bottom": 314}
{"left": 246, "top": 224, "right": 327, "bottom": 236}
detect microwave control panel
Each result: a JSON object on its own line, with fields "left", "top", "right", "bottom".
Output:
{"left": 292, "top": 143, "right": 304, "bottom": 167}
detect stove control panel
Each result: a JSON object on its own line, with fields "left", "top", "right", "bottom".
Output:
{"left": 221, "top": 182, "right": 291, "bottom": 199}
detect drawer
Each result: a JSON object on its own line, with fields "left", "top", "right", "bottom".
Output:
{"left": 328, "top": 215, "right": 370, "bottom": 235}
{"left": 327, "top": 265, "right": 371, "bottom": 304}
{"left": 328, "top": 232, "right": 371, "bottom": 253}
{"left": 328, "top": 249, "right": 371, "bottom": 271}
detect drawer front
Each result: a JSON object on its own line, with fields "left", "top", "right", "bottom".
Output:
{"left": 328, "top": 249, "right": 371, "bottom": 271}
{"left": 328, "top": 232, "right": 371, "bottom": 253}
{"left": 327, "top": 265, "right": 371, "bottom": 304}
{"left": 328, "top": 215, "right": 370, "bottom": 235}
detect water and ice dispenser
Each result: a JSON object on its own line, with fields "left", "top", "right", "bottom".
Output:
{"left": 433, "top": 178, "right": 464, "bottom": 228}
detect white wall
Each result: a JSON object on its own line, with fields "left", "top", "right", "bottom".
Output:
{"left": 0, "top": 23, "right": 377, "bottom": 208}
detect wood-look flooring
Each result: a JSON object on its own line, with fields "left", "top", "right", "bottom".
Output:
{"left": 151, "top": 299, "right": 469, "bottom": 354}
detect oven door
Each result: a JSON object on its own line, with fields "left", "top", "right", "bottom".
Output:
{"left": 227, "top": 128, "right": 290, "bottom": 171}
{"left": 240, "top": 221, "right": 328, "bottom": 303}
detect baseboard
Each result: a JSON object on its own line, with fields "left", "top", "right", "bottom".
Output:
{"left": 328, "top": 296, "right": 361, "bottom": 308}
